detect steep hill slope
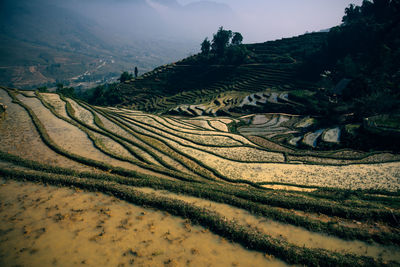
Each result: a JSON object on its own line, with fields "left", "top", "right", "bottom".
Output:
{"left": 105, "top": 0, "right": 400, "bottom": 153}
{"left": 116, "top": 32, "right": 327, "bottom": 113}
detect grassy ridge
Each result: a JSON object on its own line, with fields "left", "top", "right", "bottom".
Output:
{"left": 36, "top": 92, "right": 207, "bottom": 184}
{"left": 114, "top": 33, "right": 327, "bottom": 113}
{"left": 0, "top": 149, "right": 398, "bottom": 246}
{"left": 111, "top": 107, "right": 398, "bottom": 166}
{"left": 73, "top": 99, "right": 222, "bottom": 181}
{"left": 0, "top": 166, "right": 391, "bottom": 267}
{"left": 6, "top": 89, "right": 195, "bottom": 182}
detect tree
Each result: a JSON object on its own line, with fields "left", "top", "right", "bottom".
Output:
{"left": 211, "top": 26, "right": 232, "bottom": 56}
{"left": 37, "top": 86, "right": 48, "bottom": 92}
{"left": 231, "top": 32, "right": 243, "bottom": 45}
{"left": 103, "top": 83, "right": 123, "bottom": 105}
{"left": 118, "top": 71, "right": 133, "bottom": 83}
{"left": 56, "top": 85, "right": 75, "bottom": 98}
{"left": 201, "top": 38, "right": 211, "bottom": 55}
{"left": 342, "top": 4, "right": 361, "bottom": 24}
{"left": 56, "top": 83, "right": 64, "bottom": 90}
{"left": 89, "top": 85, "right": 105, "bottom": 105}
{"left": 226, "top": 45, "right": 250, "bottom": 64}
{"left": 134, "top": 67, "right": 138, "bottom": 78}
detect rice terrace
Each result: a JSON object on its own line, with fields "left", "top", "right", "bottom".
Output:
{"left": 1, "top": 0, "right": 400, "bottom": 266}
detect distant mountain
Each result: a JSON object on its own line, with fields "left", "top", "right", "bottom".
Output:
{"left": 0, "top": 0, "right": 239, "bottom": 88}
{"left": 147, "top": 0, "right": 233, "bottom": 13}
{"left": 184, "top": 1, "right": 234, "bottom": 15}
{"left": 0, "top": 0, "right": 113, "bottom": 58}
{"left": 147, "top": 0, "right": 181, "bottom": 8}
{"left": 0, "top": 0, "right": 197, "bottom": 89}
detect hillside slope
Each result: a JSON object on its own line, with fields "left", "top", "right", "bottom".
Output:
{"left": 104, "top": 0, "right": 400, "bottom": 153}
{"left": 116, "top": 32, "right": 327, "bottom": 114}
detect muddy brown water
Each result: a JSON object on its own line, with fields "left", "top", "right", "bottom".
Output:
{"left": 0, "top": 179, "right": 287, "bottom": 267}
{"left": 136, "top": 187, "right": 400, "bottom": 262}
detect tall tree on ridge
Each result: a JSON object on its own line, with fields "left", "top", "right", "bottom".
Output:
{"left": 211, "top": 26, "right": 233, "bottom": 56}
{"left": 201, "top": 38, "right": 211, "bottom": 55}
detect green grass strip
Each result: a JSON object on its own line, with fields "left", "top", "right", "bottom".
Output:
{"left": 89, "top": 104, "right": 224, "bottom": 182}
{"left": 102, "top": 108, "right": 271, "bottom": 188}
{"left": 77, "top": 100, "right": 218, "bottom": 181}
{"left": 65, "top": 96, "right": 210, "bottom": 183}
{"left": 1, "top": 150, "right": 398, "bottom": 246}
{"left": 35, "top": 92, "right": 203, "bottom": 184}
{"left": 0, "top": 167, "right": 390, "bottom": 267}
{"left": 63, "top": 98, "right": 196, "bottom": 179}
{"left": 254, "top": 134, "right": 400, "bottom": 164}
{"left": 113, "top": 110, "right": 400, "bottom": 166}
{"left": 7, "top": 90, "right": 196, "bottom": 183}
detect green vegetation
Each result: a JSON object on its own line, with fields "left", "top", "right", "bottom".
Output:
{"left": 201, "top": 38, "right": 211, "bottom": 55}
{"left": 196, "top": 27, "right": 251, "bottom": 64}
{"left": 300, "top": 0, "right": 400, "bottom": 119}
{"left": 94, "top": 30, "right": 325, "bottom": 113}
{"left": 231, "top": 32, "right": 243, "bottom": 46}
{"left": 56, "top": 83, "right": 75, "bottom": 98}
{"left": 227, "top": 120, "right": 248, "bottom": 134}
{"left": 37, "top": 86, "right": 48, "bottom": 93}
{"left": 118, "top": 71, "right": 134, "bottom": 83}
{"left": 78, "top": 83, "right": 123, "bottom": 106}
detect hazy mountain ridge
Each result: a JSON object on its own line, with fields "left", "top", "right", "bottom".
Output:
{"left": 0, "top": 0, "right": 208, "bottom": 89}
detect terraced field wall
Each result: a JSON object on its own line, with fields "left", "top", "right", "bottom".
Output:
{"left": 1, "top": 87, "right": 400, "bottom": 266}
{"left": 115, "top": 33, "right": 326, "bottom": 113}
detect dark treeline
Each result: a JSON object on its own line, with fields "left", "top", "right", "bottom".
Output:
{"left": 78, "top": 83, "right": 122, "bottom": 106}
{"left": 301, "top": 0, "right": 400, "bottom": 118}
{"left": 192, "top": 27, "right": 251, "bottom": 65}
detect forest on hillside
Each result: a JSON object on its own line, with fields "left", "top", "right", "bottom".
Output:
{"left": 301, "top": 0, "right": 400, "bottom": 119}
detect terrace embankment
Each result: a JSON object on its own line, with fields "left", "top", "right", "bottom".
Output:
{"left": 0, "top": 88, "right": 399, "bottom": 266}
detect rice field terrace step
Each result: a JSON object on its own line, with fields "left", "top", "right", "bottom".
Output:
{"left": 288, "top": 136, "right": 303, "bottom": 147}
{"left": 2, "top": 169, "right": 396, "bottom": 266}
{"left": 322, "top": 127, "right": 341, "bottom": 143}
{"left": 25, "top": 94, "right": 195, "bottom": 181}
{"left": 135, "top": 187, "right": 400, "bottom": 263}
{"left": 302, "top": 129, "right": 325, "bottom": 148}
{"left": 294, "top": 117, "right": 317, "bottom": 128}
{"left": 0, "top": 90, "right": 96, "bottom": 172}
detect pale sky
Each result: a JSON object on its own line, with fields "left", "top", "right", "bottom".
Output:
{"left": 177, "top": 0, "right": 363, "bottom": 42}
